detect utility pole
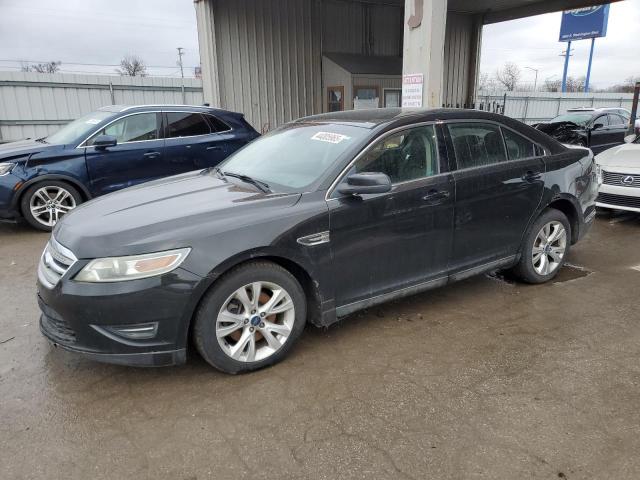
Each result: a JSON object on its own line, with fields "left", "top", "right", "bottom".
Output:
{"left": 525, "top": 67, "right": 539, "bottom": 92}
{"left": 560, "top": 42, "right": 572, "bottom": 93}
{"left": 176, "top": 47, "right": 186, "bottom": 104}
{"left": 584, "top": 38, "right": 596, "bottom": 93}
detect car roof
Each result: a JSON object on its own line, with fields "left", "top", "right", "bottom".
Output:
{"left": 566, "top": 107, "right": 629, "bottom": 114}
{"left": 97, "top": 104, "right": 241, "bottom": 116}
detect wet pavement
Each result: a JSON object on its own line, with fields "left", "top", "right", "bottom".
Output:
{"left": 1, "top": 212, "right": 640, "bottom": 479}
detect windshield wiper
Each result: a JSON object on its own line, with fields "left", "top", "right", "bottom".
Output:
{"left": 222, "top": 171, "right": 271, "bottom": 193}
{"left": 35, "top": 137, "right": 48, "bottom": 143}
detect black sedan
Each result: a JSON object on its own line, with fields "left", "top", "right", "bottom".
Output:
{"left": 535, "top": 107, "right": 630, "bottom": 154}
{"left": 37, "top": 108, "right": 597, "bottom": 374}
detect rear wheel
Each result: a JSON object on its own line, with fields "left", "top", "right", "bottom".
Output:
{"left": 512, "top": 209, "right": 571, "bottom": 284}
{"left": 193, "top": 261, "right": 307, "bottom": 374}
{"left": 20, "top": 181, "right": 82, "bottom": 231}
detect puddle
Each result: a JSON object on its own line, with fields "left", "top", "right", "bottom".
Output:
{"left": 485, "top": 263, "right": 592, "bottom": 285}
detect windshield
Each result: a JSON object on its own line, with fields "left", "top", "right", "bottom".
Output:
{"left": 45, "top": 111, "right": 114, "bottom": 145}
{"left": 549, "top": 113, "right": 593, "bottom": 126}
{"left": 219, "top": 123, "right": 371, "bottom": 191}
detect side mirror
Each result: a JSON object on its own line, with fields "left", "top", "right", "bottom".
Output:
{"left": 337, "top": 172, "right": 392, "bottom": 196}
{"left": 93, "top": 135, "right": 117, "bottom": 150}
{"left": 591, "top": 123, "right": 604, "bottom": 131}
{"left": 624, "top": 134, "right": 637, "bottom": 144}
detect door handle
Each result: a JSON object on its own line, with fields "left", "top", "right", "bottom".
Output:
{"left": 522, "top": 171, "right": 542, "bottom": 182}
{"left": 144, "top": 151, "right": 161, "bottom": 159}
{"left": 422, "top": 189, "right": 450, "bottom": 202}
{"left": 206, "top": 145, "right": 223, "bottom": 151}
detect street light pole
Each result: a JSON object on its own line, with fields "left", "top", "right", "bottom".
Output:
{"left": 525, "top": 67, "right": 539, "bottom": 92}
{"left": 176, "top": 47, "right": 186, "bottom": 104}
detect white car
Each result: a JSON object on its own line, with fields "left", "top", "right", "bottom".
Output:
{"left": 596, "top": 134, "right": 640, "bottom": 213}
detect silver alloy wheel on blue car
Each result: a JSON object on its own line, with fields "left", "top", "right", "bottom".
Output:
{"left": 216, "top": 281, "right": 295, "bottom": 362}
{"left": 28, "top": 185, "right": 77, "bottom": 228}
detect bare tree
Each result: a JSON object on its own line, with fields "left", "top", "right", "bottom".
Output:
{"left": 607, "top": 76, "right": 640, "bottom": 93}
{"left": 544, "top": 78, "right": 562, "bottom": 92}
{"left": 478, "top": 72, "right": 491, "bottom": 91}
{"left": 116, "top": 55, "right": 147, "bottom": 77}
{"left": 495, "top": 62, "right": 521, "bottom": 91}
{"left": 21, "top": 61, "right": 61, "bottom": 73}
{"left": 566, "top": 76, "right": 587, "bottom": 93}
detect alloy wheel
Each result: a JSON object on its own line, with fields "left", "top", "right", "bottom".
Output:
{"left": 216, "top": 281, "right": 295, "bottom": 363}
{"left": 29, "top": 186, "right": 77, "bottom": 227}
{"left": 532, "top": 221, "right": 567, "bottom": 276}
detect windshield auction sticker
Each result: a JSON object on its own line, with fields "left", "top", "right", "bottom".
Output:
{"left": 85, "top": 119, "right": 102, "bottom": 124}
{"left": 311, "top": 132, "right": 350, "bottom": 144}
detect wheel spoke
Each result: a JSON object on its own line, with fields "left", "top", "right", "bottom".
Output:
{"left": 533, "top": 252, "right": 543, "bottom": 264}
{"left": 230, "top": 328, "right": 252, "bottom": 360}
{"left": 250, "top": 282, "right": 262, "bottom": 306}
{"left": 56, "top": 204, "right": 74, "bottom": 212}
{"left": 262, "top": 320, "right": 291, "bottom": 338}
{"left": 538, "top": 254, "right": 549, "bottom": 275}
{"left": 261, "top": 289, "right": 287, "bottom": 315}
{"left": 233, "top": 287, "right": 253, "bottom": 313}
{"left": 31, "top": 205, "right": 49, "bottom": 216}
{"left": 260, "top": 328, "right": 282, "bottom": 350}
{"left": 548, "top": 247, "right": 564, "bottom": 263}
{"left": 35, "top": 190, "right": 50, "bottom": 203}
{"left": 547, "top": 224, "right": 565, "bottom": 244}
{"left": 245, "top": 335, "right": 256, "bottom": 362}
{"left": 216, "top": 311, "right": 245, "bottom": 338}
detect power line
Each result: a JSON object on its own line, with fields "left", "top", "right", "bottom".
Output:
{"left": 0, "top": 59, "right": 190, "bottom": 69}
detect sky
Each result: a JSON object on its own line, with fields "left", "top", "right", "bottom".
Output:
{"left": 0, "top": 0, "right": 638, "bottom": 88}
{"left": 480, "top": 0, "right": 640, "bottom": 89}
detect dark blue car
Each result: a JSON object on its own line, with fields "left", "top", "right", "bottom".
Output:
{"left": 0, "top": 105, "right": 259, "bottom": 230}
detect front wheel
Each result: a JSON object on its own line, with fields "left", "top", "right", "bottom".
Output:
{"left": 512, "top": 209, "right": 571, "bottom": 284}
{"left": 20, "top": 181, "right": 82, "bottom": 231}
{"left": 193, "top": 261, "right": 307, "bottom": 374}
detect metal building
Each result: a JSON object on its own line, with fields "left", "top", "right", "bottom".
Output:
{"left": 194, "top": 0, "right": 616, "bottom": 130}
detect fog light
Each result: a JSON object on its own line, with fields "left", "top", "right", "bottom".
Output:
{"left": 99, "top": 323, "right": 159, "bottom": 340}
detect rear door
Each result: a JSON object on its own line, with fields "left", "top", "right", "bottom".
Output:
{"left": 84, "top": 112, "right": 167, "bottom": 195}
{"left": 163, "top": 111, "right": 232, "bottom": 171}
{"left": 446, "top": 121, "right": 545, "bottom": 272}
{"left": 606, "top": 114, "right": 629, "bottom": 147}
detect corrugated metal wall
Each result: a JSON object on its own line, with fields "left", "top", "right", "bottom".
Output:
{"left": 442, "top": 12, "right": 474, "bottom": 108}
{"left": 322, "top": 0, "right": 403, "bottom": 56}
{"left": 206, "top": 0, "right": 323, "bottom": 132}
{"left": 0, "top": 71, "right": 203, "bottom": 142}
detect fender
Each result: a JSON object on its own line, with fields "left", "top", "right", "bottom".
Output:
{"left": 10, "top": 174, "right": 93, "bottom": 212}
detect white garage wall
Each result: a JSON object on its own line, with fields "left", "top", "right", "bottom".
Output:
{"left": 0, "top": 71, "right": 204, "bottom": 142}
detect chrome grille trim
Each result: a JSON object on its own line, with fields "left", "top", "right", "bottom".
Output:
{"left": 38, "top": 237, "right": 77, "bottom": 289}
{"left": 602, "top": 170, "right": 640, "bottom": 188}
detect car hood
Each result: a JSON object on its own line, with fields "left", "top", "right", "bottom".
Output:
{"left": 596, "top": 143, "right": 640, "bottom": 169}
{"left": 54, "top": 170, "right": 302, "bottom": 259}
{"left": 0, "top": 139, "right": 61, "bottom": 162}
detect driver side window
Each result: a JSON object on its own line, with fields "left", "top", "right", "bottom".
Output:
{"left": 353, "top": 125, "right": 439, "bottom": 183}
{"left": 86, "top": 113, "right": 159, "bottom": 146}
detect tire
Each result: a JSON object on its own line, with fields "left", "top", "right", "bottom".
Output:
{"left": 512, "top": 209, "right": 571, "bottom": 284}
{"left": 20, "top": 181, "right": 83, "bottom": 231}
{"left": 193, "top": 261, "right": 307, "bottom": 374}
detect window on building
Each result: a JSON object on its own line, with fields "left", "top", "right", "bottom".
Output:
{"left": 502, "top": 128, "right": 537, "bottom": 160}
{"left": 166, "top": 112, "right": 211, "bottom": 138}
{"left": 448, "top": 123, "right": 508, "bottom": 169}
{"left": 353, "top": 86, "right": 379, "bottom": 109}
{"left": 352, "top": 125, "right": 438, "bottom": 183}
{"left": 87, "top": 113, "right": 159, "bottom": 145}
{"left": 384, "top": 89, "right": 402, "bottom": 108}
{"left": 327, "top": 86, "right": 344, "bottom": 112}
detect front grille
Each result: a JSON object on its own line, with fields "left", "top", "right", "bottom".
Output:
{"left": 602, "top": 171, "right": 640, "bottom": 188}
{"left": 38, "top": 238, "right": 77, "bottom": 289}
{"left": 597, "top": 192, "right": 640, "bottom": 209}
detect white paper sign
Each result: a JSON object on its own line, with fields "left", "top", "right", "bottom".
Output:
{"left": 85, "top": 118, "right": 102, "bottom": 124}
{"left": 402, "top": 73, "right": 424, "bottom": 108}
{"left": 311, "top": 132, "right": 350, "bottom": 144}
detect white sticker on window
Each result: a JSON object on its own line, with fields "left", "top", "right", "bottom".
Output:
{"left": 311, "top": 132, "right": 350, "bottom": 144}
{"left": 85, "top": 119, "right": 101, "bottom": 125}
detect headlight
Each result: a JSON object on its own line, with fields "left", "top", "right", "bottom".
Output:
{"left": 595, "top": 164, "right": 603, "bottom": 185}
{"left": 74, "top": 248, "right": 191, "bottom": 283}
{"left": 0, "top": 162, "right": 15, "bottom": 176}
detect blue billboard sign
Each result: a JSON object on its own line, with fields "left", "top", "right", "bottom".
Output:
{"left": 559, "top": 5, "right": 610, "bottom": 42}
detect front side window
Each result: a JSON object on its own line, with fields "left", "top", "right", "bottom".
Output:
{"left": 448, "top": 123, "right": 507, "bottom": 169}
{"left": 87, "top": 113, "right": 159, "bottom": 145}
{"left": 502, "top": 128, "right": 537, "bottom": 160}
{"left": 352, "top": 125, "right": 438, "bottom": 183}
{"left": 593, "top": 115, "right": 609, "bottom": 127}
{"left": 166, "top": 112, "right": 211, "bottom": 137}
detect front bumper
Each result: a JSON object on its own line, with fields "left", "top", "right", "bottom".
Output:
{"left": 37, "top": 264, "right": 205, "bottom": 367}
{"left": 596, "top": 182, "right": 640, "bottom": 213}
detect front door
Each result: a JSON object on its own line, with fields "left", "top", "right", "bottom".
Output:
{"left": 84, "top": 112, "right": 167, "bottom": 195}
{"left": 446, "top": 122, "right": 545, "bottom": 271}
{"left": 328, "top": 124, "right": 454, "bottom": 308}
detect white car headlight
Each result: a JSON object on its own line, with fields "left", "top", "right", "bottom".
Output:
{"left": 74, "top": 248, "right": 191, "bottom": 283}
{"left": 0, "top": 162, "right": 16, "bottom": 176}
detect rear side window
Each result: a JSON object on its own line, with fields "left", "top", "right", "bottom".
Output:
{"left": 205, "top": 115, "right": 232, "bottom": 133}
{"left": 166, "top": 112, "right": 211, "bottom": 138}
{"left": 609, "top": 114, "right": 626, "bottom": 126}
{"left": 502, "top": 128, "right": 537, "bottom": 160}
{"left": 447, "top": 123, "right": 507, "bottom": 169}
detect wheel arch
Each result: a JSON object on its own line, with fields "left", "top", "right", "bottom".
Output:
{"left": 544, "top": 196, "right": 581, "bottom": 244}
{"left": 12, "top": 174, "right": 92, "bottom": 212}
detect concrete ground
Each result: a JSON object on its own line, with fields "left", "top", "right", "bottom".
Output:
{"left": 1, "top": 213, "right": 639, "bottom": 480}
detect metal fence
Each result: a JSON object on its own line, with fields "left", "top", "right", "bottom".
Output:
{"left": 0, "top": 71, "right": 204, "bottom": 141}
{"left": 476, "top": 90, "right": 635, "bottom": 124}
